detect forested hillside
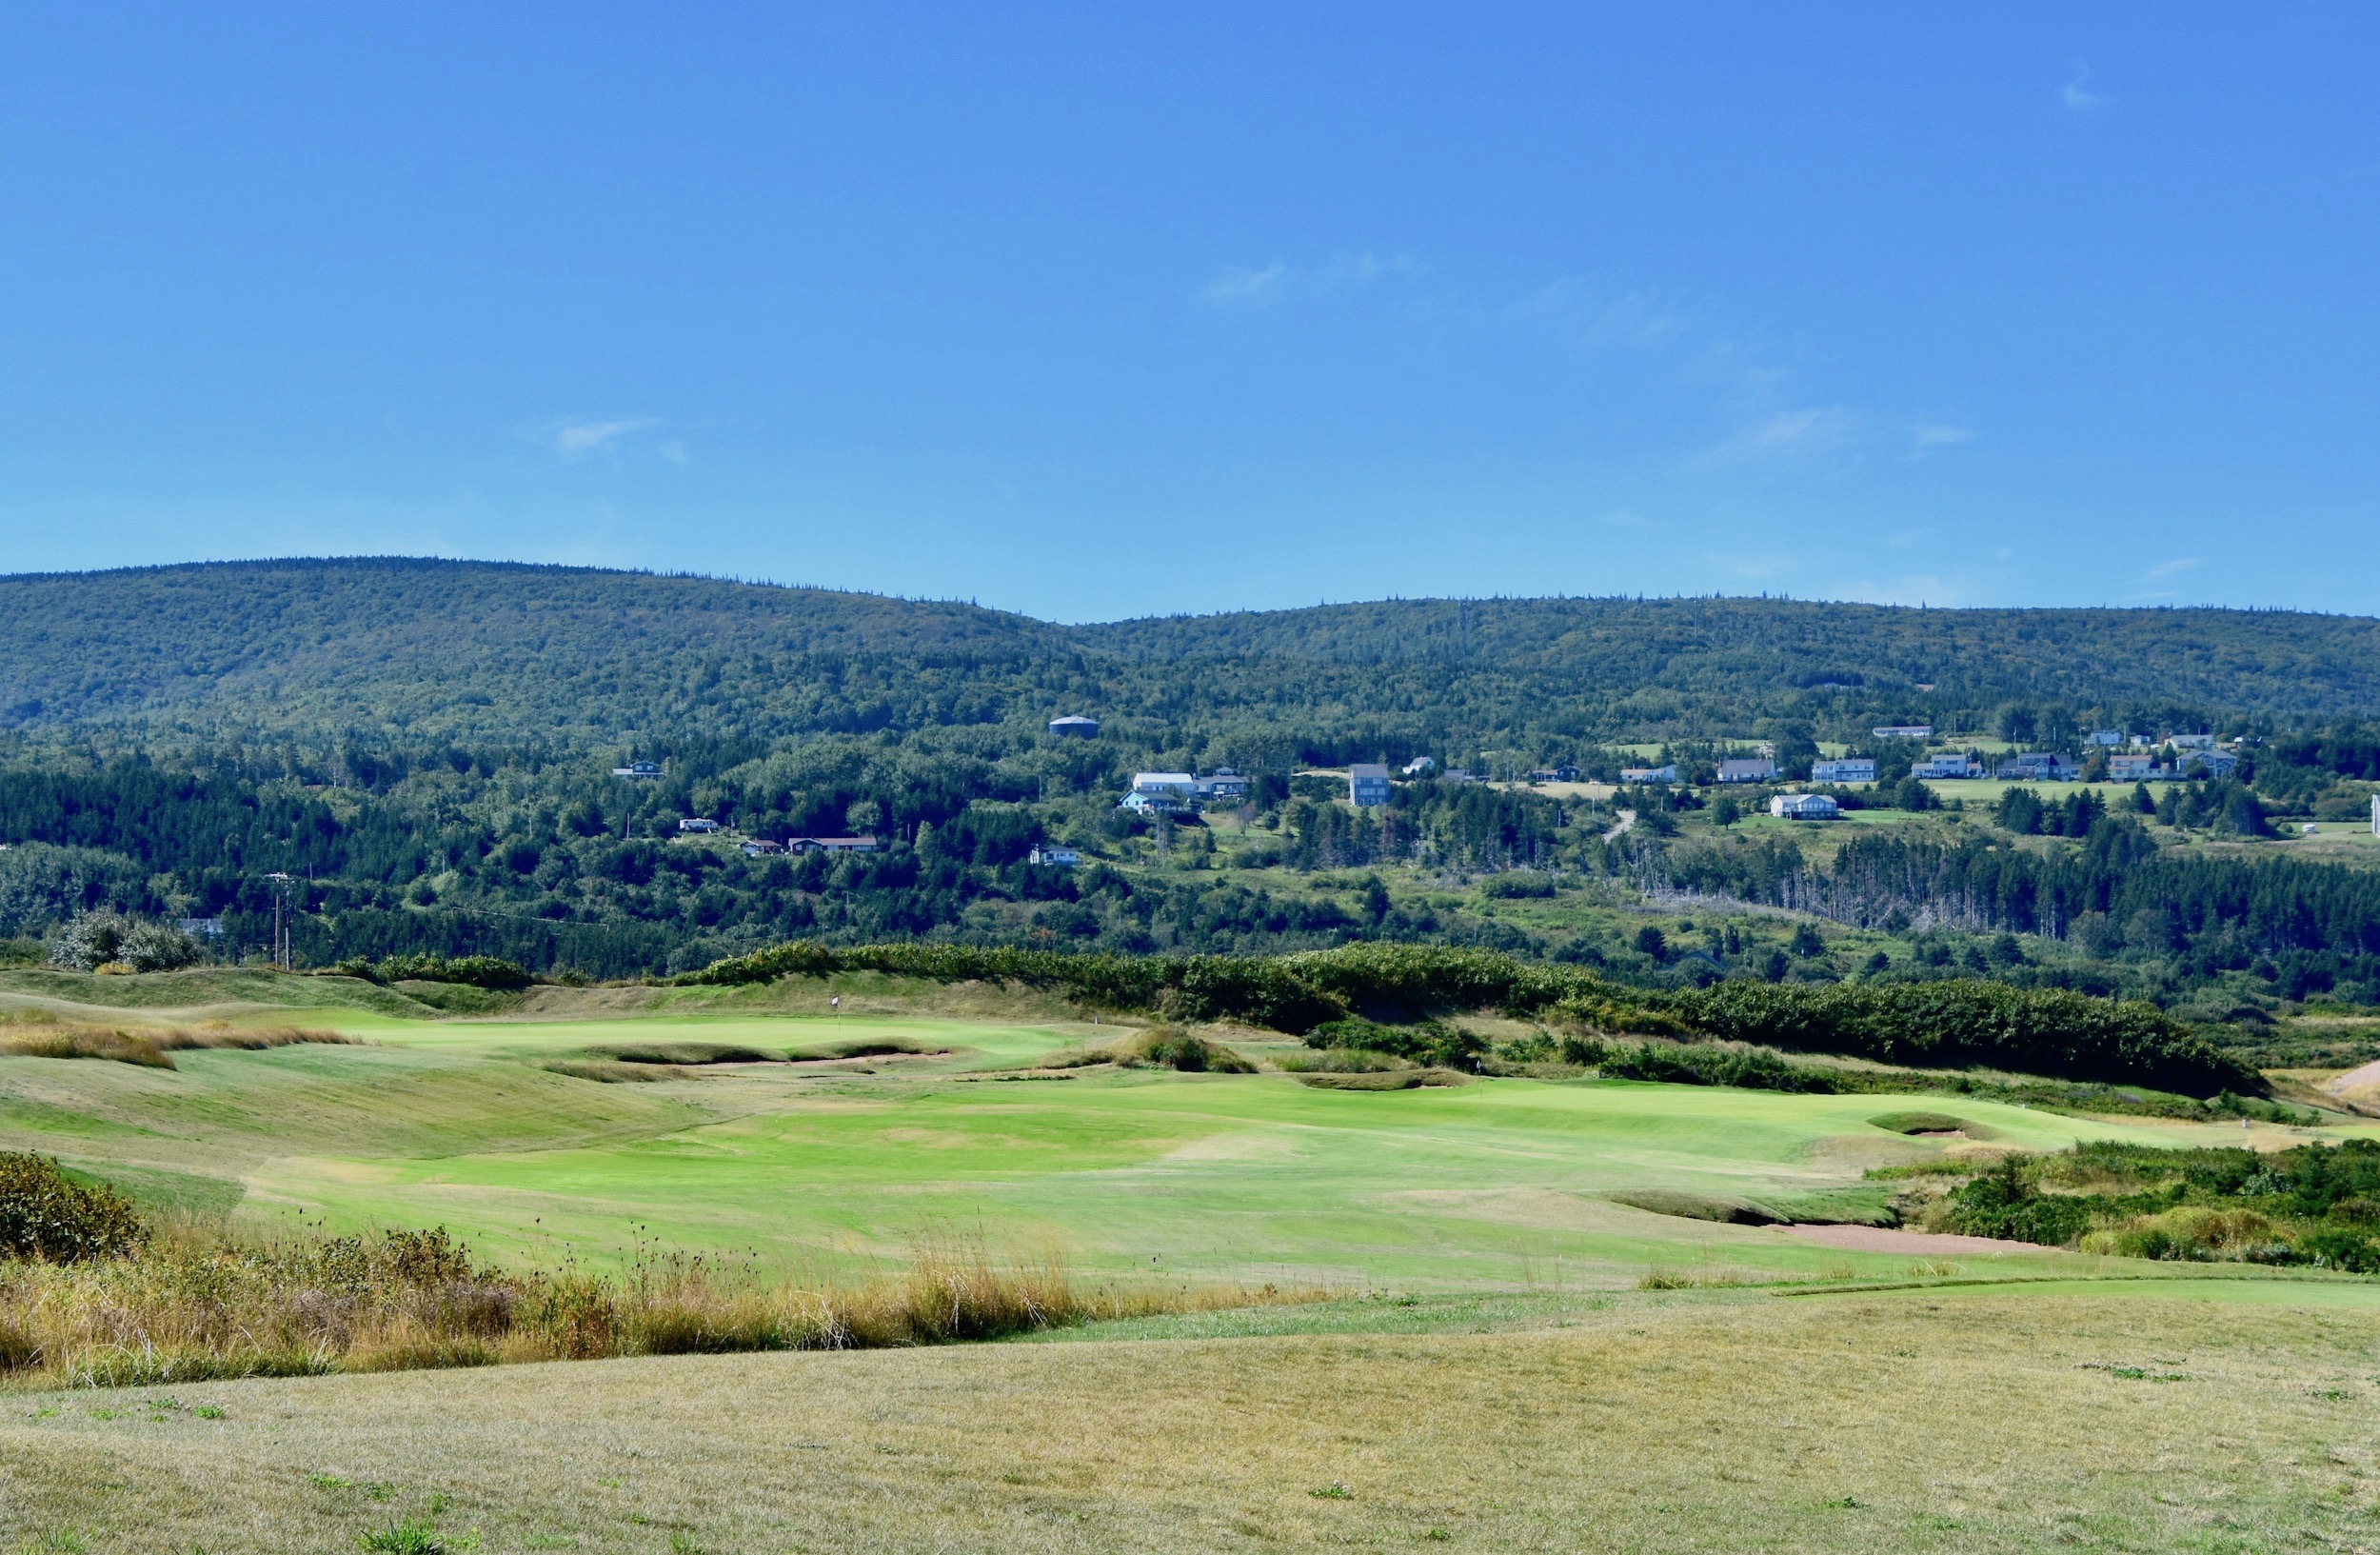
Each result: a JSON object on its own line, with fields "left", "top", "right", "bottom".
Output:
{"left": 6, "top": 559, "right": 2380, "bottom": 753}
{"left": 5, "top": 558, "right": 2380, "bottom": 1013}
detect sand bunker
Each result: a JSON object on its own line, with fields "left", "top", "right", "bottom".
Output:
{"left": 1778, "top": 1224, "right": 2059, "bottom": 1256}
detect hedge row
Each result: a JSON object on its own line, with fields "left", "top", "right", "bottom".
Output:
{"left": 673, "top": 940, "right": 2259, "bottom": 1097}
{"left": 1665, "top": 980, "right": 2255, "bottom": 1098}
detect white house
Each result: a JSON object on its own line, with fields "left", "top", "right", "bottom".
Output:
{"left": 1620, "top": 765, "right": 1677, "bottom": 784}
{"left": 2180, "top": 749, "right": 2239, "bottom": 779}
{"left": 678, "top": 817, "right": 723, "bottom": 834}
{"left": 1914, "top": 753, "right": 1983, "bottom": 779}
{"left": 2165, "top": 733, "right": 2216, "bottom": 750}
{"left": 2108, "top": 753, "right": 2168, "bottom": 782}
{"left": 1401, "top": 756, "right": 1437, "bottom": 776}
{"left": 1119, "top": 788, "right": 1185, "bottom": 815}
{"left": 1349, "top": 763, "right": 1392, "bottom": 807}
{"left": 1811, "top": 758, "right": 1876, "bottom": 784}
{"left": 612, "top": 761, "right": 664, "bottom": 779}
{"left": 2085, "top": 730, "right": 2129, "bottom": 748}
{"left": 740, "top": 839, "right": 783, "bottom": 857}
{"left": 1028, "top": 845, "right": 1082, "bottom": 867}
{"left": 1716, "top": 758, "right": 1777, "bottom": 783}
{"left": 1873, "top": 725, "right": 1933, "bottom": 740}
{"left": 1770, "top": 793, "right": 1840, "bottom": 820}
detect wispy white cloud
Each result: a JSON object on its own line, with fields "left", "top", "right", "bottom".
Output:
{"left": 1907, "top": 424, "right": 1974, "bottom": 459}
{"left": 1205, "top": 262, "right": 1287, "bottom": 305}
{"left": 2147, "top": 556, "right": 2201, "bottom": 578}
{"left": 2063, "top": 61, "right": 2104, "bottom": 112}
{"left": 537, "top": 417, "right": 660, "bottom": 458}
{"left": 1203, "top": 252, "right": 1422, "bottom": 307}
{"left": 1697, "top": 405, "right": 1864, "bottom": 468}
{"left": 1512, "top": 279, "right": 1684, "bottom": 352}
{"left": 657, "top": 439, "right": 690, "bottom": 466}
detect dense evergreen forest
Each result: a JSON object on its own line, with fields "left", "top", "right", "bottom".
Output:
{"left": 3, "top": 558, "right": 2379, "bottom": 1010}
{"left": 7, "top": 558, "right": 2380, "bottom": 752}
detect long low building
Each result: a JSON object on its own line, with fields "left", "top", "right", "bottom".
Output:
{"left": 1811, "top": 758, "right": 1876, "bottom": 784}
{"left": 785, "top": 836, "right": 879, "bottom": 854}
{"left": 1770, "top": 793, "right": 1840, "bottom": 820}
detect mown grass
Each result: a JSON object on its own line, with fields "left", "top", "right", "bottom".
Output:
{"left": 7, "top": 1291, "right": 2378, "bottom": 1551}
{"left": 14, "top": 1009, "right": 2351, "bottom": 1288}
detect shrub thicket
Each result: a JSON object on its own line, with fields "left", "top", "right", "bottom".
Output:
{"left": 680, "top": 940, "right": 2257, "bottom": 1095}
{"left": 1918, "top": 1139, "right": 2380, "bottom": 1266}
{"left": 339, "top": 953, "right": 533, "bottom": 989}
{"left": 45, "top": 911, "right": 204, "bottom": 973}
{"left": 1665, "top": 979, "right": 2252, "bottom": 1097}
{"left": 0, "top": 1153, "right": 148, "bottom": 1264}
{"left": 1304, "top": 1017, "right": 1487, "bottom": 1073}
{"left": 1942, "top": 1159, "right": 2094, "bottom": 1246}
{"left": 1595, "top": 1043, "right": 1840, "bottom": 1093}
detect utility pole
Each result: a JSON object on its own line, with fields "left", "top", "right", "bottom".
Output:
{"left": 264, "top": 872, "right": 295, "bottom": 970}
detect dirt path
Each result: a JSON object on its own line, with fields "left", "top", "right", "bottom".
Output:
{"left": 1778, "top": 1224, "right": 2063, "bottom": 1257}
{"left": 1602, "top": 808, "right": 1636, "bottom": 843}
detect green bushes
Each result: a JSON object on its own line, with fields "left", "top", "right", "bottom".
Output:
{"left": 1915, "top": 1140, "right": 2380, "bottom": 1262}
{"left": 1304, "top": 1017, "right": 1486, "bottom": 1073}
{"left": 676, "top": 939, "right": 2256, "bottom": 1095}
{"left": 341, "top": 953, "right": 532, "bottom": 989}
{"left": 1596, "top": 1044, "right": 1840, "bottom": 1094}
{"left": 1942, "top": 1159, "right": 2094, "bottom": 1246}
{"left": 46, "top": 910, "right": 205, "bottom": 973}
{"left": 0, "top": 1153, "right": 148, "bottom": 1264}
{"left": 1665, "top": 980, "right": 2257, "bottom": 1097}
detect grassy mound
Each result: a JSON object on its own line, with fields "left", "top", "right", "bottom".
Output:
{"left": 1611, "top": 1188, "right": 1785, "bottom": 1226}
{"left": 1868, "top": 1110, "right": 2000, "bottom": 1139}
{"left": 786, "top": 1037, "right": 951, "bottom": 1061}
{"left": 1293, "top": 1069, "right": 1471, "bottom": 1091}
{"left": 578, "top": 1041, "right": 778, "bottom": 1066}
{"left": 1109, "top": 1030, "right": 1256, "bottom": 1074}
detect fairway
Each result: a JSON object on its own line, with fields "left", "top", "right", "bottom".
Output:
{"left": 9, "top": 998, "right": 2376, "bottom": 1291}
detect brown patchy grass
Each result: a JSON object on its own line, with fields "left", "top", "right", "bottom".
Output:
{"left": 0, "top": 1226, "right": 1318, "bottom": 1392}
{"left": 0, "top": 1010, "right": 354, "bottom": 1069}
{"left": 2, "top": 1291, "right": 2375, "bottom": 1551}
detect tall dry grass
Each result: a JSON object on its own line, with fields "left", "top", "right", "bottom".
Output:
{"left": 0, "top": 1008, "right": 353, "bottom": 1069}
{"left": 0, "top": 1223, "right": 1314, "bottom": 1389}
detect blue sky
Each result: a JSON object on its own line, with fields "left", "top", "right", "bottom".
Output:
{"left": 2, "top": 4, "right": 2374, "bottom": 622}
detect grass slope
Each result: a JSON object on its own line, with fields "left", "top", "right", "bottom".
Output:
{"left": 6, "top": 994, "right": 2370, "bottom": 1286}
{"left": 7, "top": 1290, "right": 2380, "bottom": 1552}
